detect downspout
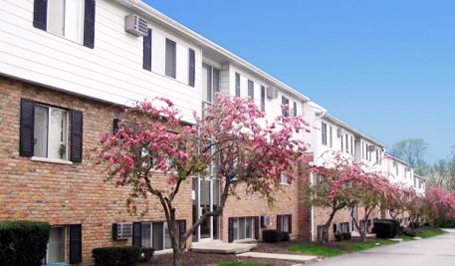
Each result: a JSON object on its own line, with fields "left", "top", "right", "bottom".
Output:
{"left": 309, "top": 168, "right": 315, "bottom": 241}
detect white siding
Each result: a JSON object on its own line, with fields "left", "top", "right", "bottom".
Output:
{"left": 0, "top": 0, "right": 200, "bottom": 122}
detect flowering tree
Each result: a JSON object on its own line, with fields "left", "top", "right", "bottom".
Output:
{"left": 424, "top": 186, "right": 455, "bottom": 226}
{"left": 386, "top": 183, "right": 417, "bottom": 220}
{"left": 307, "top": 151, "right": 355, "bottom": 243}
{"left": 99, "top": 94, "right": 309, "bottom": 266}
{"left": 344, "top": 164, "right": 392, "bottom": 242}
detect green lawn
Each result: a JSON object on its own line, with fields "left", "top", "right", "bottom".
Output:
{"left": 416, "top": 228, "right": 445, "bottom": 238}
{"left": 289, "top": 244, "right": 344, "bottom": 257}
{"left": 335, "top": 239, "right": 396, "bottom": 252}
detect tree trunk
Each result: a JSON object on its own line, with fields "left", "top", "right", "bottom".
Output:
{"left": 172, "top": 248, "right": 183, "bottom": 266}
{"left": 320, "top": 208, "right": 338, "bottom": 244}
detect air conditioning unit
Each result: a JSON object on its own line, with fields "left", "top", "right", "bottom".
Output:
{"left": 367, "top": 145, "right": 376, "bottom": 152}
{"left": 260, "top": 215, "right": 271, "bottom": 227}
{"left": 336, "top": 128, "right": 344, "bottom": 137}
{"left": 112, "top": 223, "right": 133, "bottom": 240}
{"left": 125, "top": 14, "right": 148, "bottom": 37}
{"left": 266, "top": 86, "right": 278, "bottom": 99}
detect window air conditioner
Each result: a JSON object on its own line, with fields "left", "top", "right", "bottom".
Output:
{"left": 125, "top": 14, "right": 148, "bottom": 37}
{"left": 260, "top": 215, "right": 271, "bottom": 227}
{"left": 367, "top": 145, "right": 376, "bottom": 152}
{"left": 266, "top": 86, "right": 278, "bottom": 99}
{"left": 112, "top": 223, "right": 133, "bottom": 240}
{"left": 337, "top": 128, "right": 344, "bottom": 137}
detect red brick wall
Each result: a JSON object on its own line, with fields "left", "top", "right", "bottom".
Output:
{"left": 0, "top": 77, "right": 192, "bottom": 265}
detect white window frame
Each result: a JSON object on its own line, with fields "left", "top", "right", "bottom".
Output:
{"left": 33, "top": 104, "right": 69, "bottom": 161}
{"left": 233, "top": 217, "right": 254, "bottom": 241}
{"left": 321, "top": 122, "right": 327, "bottom": 145}
{"left": 47, "top": 0, "right": 85, "bottom": 44}
{"left": 45, "top": 226, "right": 67, "bottom": 264}
{"left": 165, "top": 39, "right": 177, "bottom": 78}
{"left": 141, "top": 222, "right": 172, "bottom": 251}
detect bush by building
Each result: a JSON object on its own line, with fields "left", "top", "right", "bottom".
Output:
{"left": 0, "top": 220, "right": 50, "bottom": 266}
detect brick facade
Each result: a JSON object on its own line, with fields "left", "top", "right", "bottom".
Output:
{"left": 0, "top": 76, "right": 192, "bottom": 265}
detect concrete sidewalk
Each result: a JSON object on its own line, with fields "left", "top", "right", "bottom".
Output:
{"left": 237, "top": 251, "right": 319, "bottom": 263}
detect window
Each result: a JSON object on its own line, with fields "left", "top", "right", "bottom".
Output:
{"left": 281, "top": 96, "right": 289, "bottom": 117}
{"left": 351, "top": 136, "right": 354, "bottom": 155}
{"left": 277, "top": 214, "right": 292, "bottom": 233}
{"left": 340, "top": 135, "right": 344, "bottom": 151}
{"left": 248, "top": 80, "right": 254, "bottom": 99}
{"left": 143, "top": 29, "right": 152, "bottom": 71}
{"left": 235, "top": 72, "right": 240, "bottom": 97}
{"left": 345, "top": 134, "right": 349, "bottom": 153}
{"left": 133, "top": 221, "right": 186, "bottom": 251}
{"left": 165, "top": 39, "right": 176, "bottom": 78}
{"left": 44, "top": 225, "right": 82, "bottom": 265}
{"left": 202, "top": 63, "right": 220, "bottom": 103}
{"left": 279, "top": 172, "right": 292, "bottom": 185}
{"left": 365, "top": 143, "right": 369, "bottom": 160}
{"left": 33, "top": 0, "right": 95, "bottom": 48}
{"left": 189, "top": 49, "right": 195, "bottom": 87}
{"left": 292, "top": 101, "right": 297, "bottom": 116}
{"left": 321, "top": 122, "right": 327, "bottom": 145}
{"left": 20, "top": 99, "right": 83, "bottom": 162}
{"left": 329, "top": 126, "right": 333, "bottom": 148}
{"left": 260, "top": 85, "right": 265, "bottom": 112}
{"left": 228, "top": 217, "right": 259, "bottom": 242}
{"left": 333, "top": 222, "right": 350, "bottom": 233}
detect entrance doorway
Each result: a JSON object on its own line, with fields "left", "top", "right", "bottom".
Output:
{"left": 192, "top": 177, "right": 220, "bottom": 241}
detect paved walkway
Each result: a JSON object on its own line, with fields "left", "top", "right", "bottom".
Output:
{"left": 237, "top": 251, "right": 318, "bottom": 263}
{"left": 312, "top": 229, "right": 455, "bottom": 266}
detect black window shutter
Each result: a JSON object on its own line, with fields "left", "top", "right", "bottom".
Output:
{"left": 112, "top": 223, "right": 119, "bottom": 240}
{"left": 143, "top": 29, "right": 152, "bottom": 71}
{"left": 69, "top": 224, "right": 82, "bottom": 264}
{"left": 288, "top": 215, "right": 292, "bottom": 233}
{"left": 188, "top": 49, "right": 195, "bottom": 87}
{"left": 254, "top": 217, "right": 260, "bottom": 240}
{"left": 71, "top": 110, "right": 83, "bottom": 163}
{"left": 83, "top": 0, "right": 96, "bottom": 48}
{"left": 33, "top": 0, "right": 47, "bottom": 30}
{"left": 113, "top": 118, "right": 119, "bottom": 134}
{"left": 333, "top": 223, "right": 337, "bottom": 233}
{"left": 132, "top": 222, "right": 142, "bottom": 247}
{"left": 20, "top": 99, "right": 35, "bottom": 157}
{"left": 276, "top": 215, "right": 282, "bottom": 231}
{"left": 228, "top": 218, "right": 234, "bottom": 243}
{"left": 178, "top": 220, "right": 186, "bottom": 237}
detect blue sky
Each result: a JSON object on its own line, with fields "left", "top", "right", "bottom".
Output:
{"left": 145, "top": 0, "right": 455, "bottom": 164}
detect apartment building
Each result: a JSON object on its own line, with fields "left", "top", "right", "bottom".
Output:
{"left": 0, "top": 0, "right": 315, "bottom": 264}
{"left": 303, "top": 102, "right": 388, "bottom": 241}
{"left": 0, "top": 0, "right": 427, "bottom": 264}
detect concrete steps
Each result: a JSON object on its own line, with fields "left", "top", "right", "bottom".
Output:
{"left": 191, "top": 242, "right": 257, "bottom": 254}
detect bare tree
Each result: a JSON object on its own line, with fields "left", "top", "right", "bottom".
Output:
{"left": 389, "top": 138, "right": 429, "bottom": 176}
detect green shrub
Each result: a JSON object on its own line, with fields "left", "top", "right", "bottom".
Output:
{"left": 334, "top": 233, "right": 343, "bottom": 241}
{"left": 342, "top": 232, "right": 351, "bottom": 240}
{"left": 92, "top": 246, "right": 142, "bottom": 266}
{"left": 262, "top": 230, "right": 280, "bottom": 243}
{"left": 0, "top": 220, "right": 50, "bottom": 266}
{"left": 374, "top": 220, "right": 396, "bottom": 239}
{"left": 278, "top": 231, "right": 290, "bottom": 241}
{"left": 402, "top": 230, "right": 416, "bottom": 237}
